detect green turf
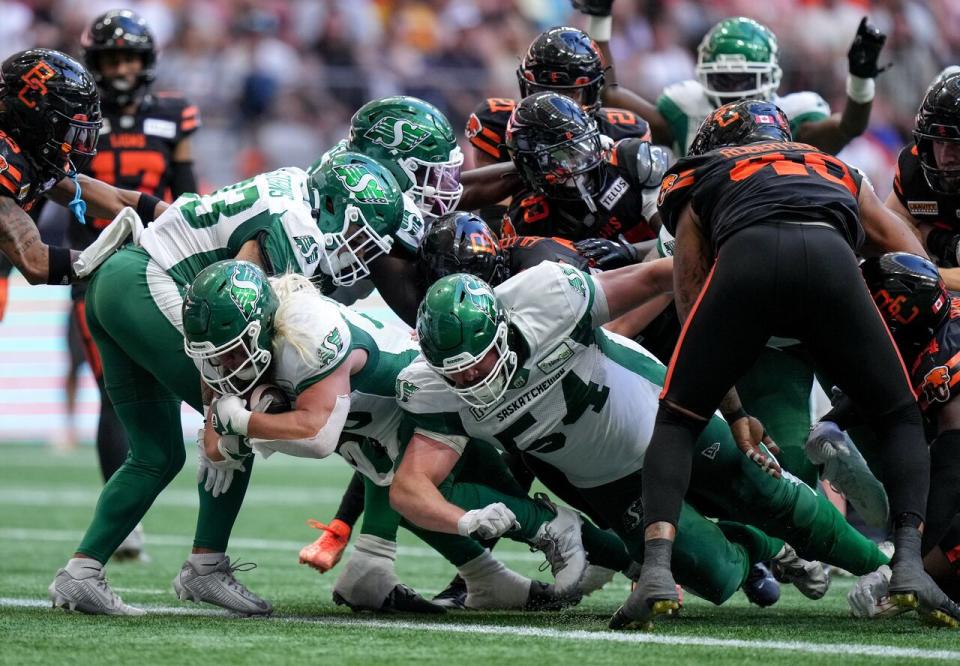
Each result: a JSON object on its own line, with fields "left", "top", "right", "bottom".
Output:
{"left": 0, "top": 443, "right": 955, "bottom": 665}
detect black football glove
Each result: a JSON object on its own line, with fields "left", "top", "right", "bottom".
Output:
{"left": 572, "top": 0, "right": 614, "bottom": 17}
{"left": 847, "top": 16, "right": 891, "bottom": 78}
{"left": 574, "top": 238, "right": 639, "bottom": 269}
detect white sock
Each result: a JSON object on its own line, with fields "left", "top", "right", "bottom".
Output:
{"left": 188, "top": 552, "right": 226, "bottom": 573}
{"left": 457, "top": 549, "right": 501, "bottom": 580}
{"left": 65, "top": 557, "right": 102, "bottom": 578}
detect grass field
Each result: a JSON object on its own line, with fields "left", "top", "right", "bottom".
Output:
{"left": 1, "top": 443, "right": 957, "bottom": 665}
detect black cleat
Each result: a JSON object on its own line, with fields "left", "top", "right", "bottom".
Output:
{"left": 432, "top": 574, "right": 468, "bottom": 610}
{"left": 889, "top": 563, "right": 960, "bottom": 628}
{"left": 743, "top": 562, "right": 780, "bottom": 608}
{"left": 524, "top": 580, "right": 570, "bottom": 611}
{"left": 334, "top": 584, "right": 446, "bottom": 615}
{"left": 609, "top": 564, "right": 680, "bottom": 631}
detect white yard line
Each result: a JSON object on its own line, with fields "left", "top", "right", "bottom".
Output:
{"left": 1, "top": 596, "right": 955, "bottom": 661}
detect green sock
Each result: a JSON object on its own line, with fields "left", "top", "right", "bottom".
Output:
{"left": 358, "top": 478, "right": 401, "bottom": 542}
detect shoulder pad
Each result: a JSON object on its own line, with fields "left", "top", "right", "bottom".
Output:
{"left": 466, "top": 98, "right": 514, "bottom": 161}
{"left": 658, "top": 80, "right": 709, "bottom": 111}
{"left": 776, "top": 91, "right": 831, "bottom": 123}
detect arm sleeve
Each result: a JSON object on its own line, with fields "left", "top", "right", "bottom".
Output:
{"left": 169, "top": 160, "right": 198, "bottom": 199}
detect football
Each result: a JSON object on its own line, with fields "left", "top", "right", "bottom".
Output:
{"left": 249, "top": 384, "right": 292, "bottom": 414}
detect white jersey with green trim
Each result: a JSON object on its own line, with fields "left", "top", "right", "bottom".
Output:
{"left": 655, "top": 80, "right": 831, "bottom": 157}
{"left": 140, "top": 167, "right": 324, "bottom": 286}
{"left": 270, "top": 293, "right": 419, "bottom": 486}
{"left": 396, "top": 261, "right": 669, "bottom": 489}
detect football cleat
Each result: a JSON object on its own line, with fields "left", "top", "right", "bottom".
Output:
{"left": 299, "top": 518, "right": 351, "bottom": 573}
{"left": 49, "top": 566, "right": 144, "bottom": 616}
{"left": 771, "top": 545, "right": 830, "bottom": 600}
{"left": 821, "top": 435, "right": 889, "bottom": 529}
{"left": 524, "top": 580, "right": 569, "bottom": 611}
{"left": 889, "top": 559, "right": 960, "bottom": 628}
{"left": 432, "top": 574, "right": 468, "bottom": 609}
{"left": 173, "top": 557, "right": 272, "bottom": 615}
{"left": 742, "top": 562, "right": 780, "bottom": 607}
{"left": 113, "top": 523, "right": 147, "bottom": 562}
{"left": 530, "top": 495, "right": 588, "bottom": 599}
{"left": 334, "top": 584, "right": 446, "bottom": 614}
{"left": 580, "top": 565, "right": 617, "bottom": 597}
{"left": 609, "top": 564, "right": 681, "bottom": 630}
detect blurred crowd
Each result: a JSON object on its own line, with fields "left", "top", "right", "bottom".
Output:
{"left": 2, "top": 0, "right": 957, "bottom": 194}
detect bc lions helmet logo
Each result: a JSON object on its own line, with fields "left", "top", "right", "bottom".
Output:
{"left": 363, "top": 117, "right": 430, "bottom": 152}
{"left": 922, "top": 365, "right": 952, "bottom": 405}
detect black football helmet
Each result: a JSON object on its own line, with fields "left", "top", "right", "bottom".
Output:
{"left": 861, "top": 252, "right": 949, "bottom": 356}
{"left": 0, "top": 49, "right": 101, "bottom": 179}
{"left": 517, "top": 27, "right": 606, "bottom": 114}
{"left": 688, "top": 100, "right": 791, "bottom": 156}
{"left": 417, "top": 211, "right": 506, "bottom": 288}
{"left": 505, "top": 92, "right": 605, "bottom": 210}
{"left": 81, "top": 9, "right": 157, "bottom": 109}
{"left": 914, "top": 72, "right": 960, "bottom": 195}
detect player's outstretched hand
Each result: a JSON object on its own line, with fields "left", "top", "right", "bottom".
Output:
{"left": 572, "top": 0, "right": 614, "bottom": 17}
{"left": 729, "top": 414, "right": 781, "bottom": 478}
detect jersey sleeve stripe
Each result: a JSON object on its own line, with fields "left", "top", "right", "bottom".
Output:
{"left": 181, "top": 119, "right": 199, "bottom": 132}
{"left": 182, "top": 105, "right": 199, "bottom": 118}
{"left": 470, "top": 135, "right": 501, "bottom": 159}
{"left": 0, "top": 173, "right": 19, "bottom": 194}
{"left": 4, "top": 162, "right": 22, "bottom": 181}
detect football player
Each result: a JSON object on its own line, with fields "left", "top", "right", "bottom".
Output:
{"left": 69, "top": 9, "right": 202, "bottom": 559}
{"left": 888, "top": 73, "right": 960, "bottom": 290}
{"left": 502, "top": 92, "right": 666, "bottom": 247}
{"left": 183, "top": 261, "right": 562, "bottom": 613}
{"left": 821, "top": 254, "right": 960, "bottom": 616}
{"left": 392, "top": 263, "right": 888, "bottom": 614}
{"left": 0, "top": 48, "right": 168, "bottom": 287}
{"left": 465, "top": 26, "right": 652, "bottom": 169}
{"left": 47, "top": 154, "right": 407, "bottom": 616}
{"left": 628, "top": 99, "right": 958, "bottom": 630}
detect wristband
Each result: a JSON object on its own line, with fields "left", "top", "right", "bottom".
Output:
{"left": 47, "top": 246, "right": 73, "bottom": 285}
{"left": 845, "top": 75, "right": 875, "bottom": 104}
{"left": 136, "top": 192, "right": 163, "bottom": 224}
{"left": 588, "top": 15, "right": 613, "bottom": 42}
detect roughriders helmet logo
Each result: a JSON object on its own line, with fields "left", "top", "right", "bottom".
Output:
{"left": 293, "top": 235, "right": 320, "bottom": 264}
{"left": 331, "top": 164, "right": 389, "bottom": 204}
{"left": 396, "top": 379, "right": 420, "bottom": 403}
{"left": 228, "top": 266, "right": 262, "bottom": 318}
{"left": 363, "top": 117, "right": 430, "bottom": 152}
{"left": 18, "top": 61, "right": 56, "bottom": 109}
{"left": 461, "top": 280, "right": 498, "bottom": 323}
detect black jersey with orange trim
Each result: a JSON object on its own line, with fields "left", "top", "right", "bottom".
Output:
{"left": 69, "top": 91, "right": 200, "bottom": 250}
{"left": 503, "top": 138, "right": 660, "bottom": 242}
{"left": 910, "top": 298, "right": 960, "bottom": 415}
{"left": 0, "top": 128, "right": 64, "bottom": 211}
{"left": 657, "top": 141, "right": 865, "bottom": 255}
{"left": 500, "top": 234, "right": 591, "bottom": 275}
{"left": 893, "top": 144, "right": 960, "bottom": 230}
{"left": 466, "top": 97, "right": 651, "bottom": 163}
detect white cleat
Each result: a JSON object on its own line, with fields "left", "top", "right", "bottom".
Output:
{"left": 530, "top": 497, "right": 587, "bottom": 599}
{"left": 848, "top": 564, "right": 909, "bottom": 619}
{"left": 822, "top": 435, "right": 889, "bottom": 529}
{"left": 49, "top": 566, "right": 144, "bottom": 616}
{"left": 771, "top": 544, "right": 830, "bottom": 600}
{"left": 172, "top": 557, "right": 272, "bottom": 615}
{"left": 114, "top": 523, "right": 147, "bottom": 562}
{"left": 579, "top": 565, "right": 617, "bottom": 597}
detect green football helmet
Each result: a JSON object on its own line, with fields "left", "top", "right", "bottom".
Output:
{"left": 346, "top": 96, "right": 463, "bottom": 221}
{"left": 307, "top": 151, "right": 404, "bottom": 286}
{"left": 182, "top": 260, "right": 278, "bottom": 395}
{"left": 696, "top": 17, "right": 782, "bottom": 104}
{"left": 417, "top": 273, "right": 517, "bottom": 409}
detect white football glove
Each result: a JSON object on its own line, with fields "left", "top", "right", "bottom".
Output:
{"left": 457, "top": 503, "right": 520, "bottom": 539}
{"left": 848, "top": 565, "right": 907, "bottom": 619}
{"left": 196, "top": 429, "right": 250, "bottom": 497}
{"left": 805, "top": 420, "right": 849, "bottom": 465}
{"left": 211, "top": 395, "right": 252, "bottom": 437}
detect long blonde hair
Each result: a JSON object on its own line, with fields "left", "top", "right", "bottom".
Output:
{"left": 269, "top": 273, "right": 330, "bottom": 368}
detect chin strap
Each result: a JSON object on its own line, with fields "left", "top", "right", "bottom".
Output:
{"left": 576, "top": 176, "right": 598, "bottom": 214}
{"left": 67, "top": 169, "right": 88, "bottom": 225}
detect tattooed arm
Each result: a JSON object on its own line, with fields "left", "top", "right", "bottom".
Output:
{"left": 0, "top": 197, "right": 78, "bottom": 285}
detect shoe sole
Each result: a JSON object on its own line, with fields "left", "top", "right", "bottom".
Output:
{"left": 891, "top": 592, "right": 960, "bottom": 628}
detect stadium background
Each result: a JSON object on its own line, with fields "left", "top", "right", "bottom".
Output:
{"left": 0, "top": 0, "right": 958, "bottom": 445}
